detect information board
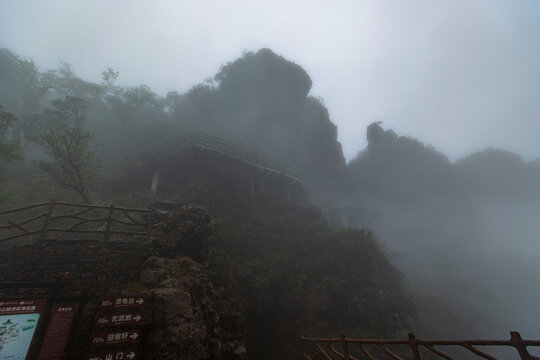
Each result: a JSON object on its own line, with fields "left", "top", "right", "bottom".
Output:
{"left": 0, "top": 299, "right": 47, "bottom": 360}
{"left": 36, "top": 304, "right": 78, "bottom": 360}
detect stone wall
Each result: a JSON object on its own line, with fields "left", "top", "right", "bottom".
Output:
{"left": 0, "top": 206, "right": 247, "bottom": 359}
{"left": 0, "top": 238, "right": 152, "bottom": 358}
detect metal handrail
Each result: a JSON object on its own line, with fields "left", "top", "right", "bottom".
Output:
{"left": 114, "top": 131, "right": 298, "bottom": 180}
{"left": 2, "top": 132, "right": 300, "bottom": 189}
{"left": 301, "top": 333, "right": 540, "bottom": 360}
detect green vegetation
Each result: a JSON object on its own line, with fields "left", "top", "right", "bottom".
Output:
{"left": 0, "top": 48, "right": 348, "bottom": 208}
{"left": 30, "top": 96, "right": 99, "bottom": 204}
{"left": 0, "top": 105, "right": 21, "bottom": 173}
{"left": 205, "top": 194, "right": 414, "bottom": 359}
{"left": 5, "top": 45, "right": 538, "bottom": 353}
{"left": 32, "top": 124, "right": 98, "bottom": 204}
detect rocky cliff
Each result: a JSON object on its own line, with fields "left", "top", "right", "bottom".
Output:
{"left": 0, "top": 199, "right": 416, "bottom": 359}
{"left": 0, "top": 205, "right": 247, "bottom": 360}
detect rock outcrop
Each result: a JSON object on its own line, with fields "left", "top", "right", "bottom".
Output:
{"left": 349, "top": 122, "right": 453, "bottom": 204}
{"left": 141, "top": 256, "right": 246, "bottom": 360}
{"left": 0, "top": 205, "right": 248, "bottom": 360}
{"left": 173, "top": 49, "right": 348, "bottom": 207}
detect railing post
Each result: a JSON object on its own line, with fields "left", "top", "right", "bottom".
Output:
{"left": 510, "top": 331, "right": 532, "bottom": 360}
{"left": 146, "top": 212, "right": 153, "bottom": 241}
{"left": 105, "top": 204, "right": 114, "bottom": 241}
{"left": 408, "top": 333, "right": 421, "bottom": 360}
{"left": 41, "top": 199, "right": 56, "bottom": 238}
{"left": 341, "top": 334, "right": 351, "bottom": 360}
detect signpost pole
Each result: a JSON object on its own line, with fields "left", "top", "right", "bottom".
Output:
{"left": 86, "top": 295, "right": 152, "bottom": 360}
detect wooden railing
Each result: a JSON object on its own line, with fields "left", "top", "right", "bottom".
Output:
{"left": 301, "top": 333, "right": 540, "bottom": 360}
{"left": 114, "top": 131, "right": 298, "bottom": 180}
{"left": 2, "top": 132, "right": 300, "bottom": 191}
{"left": 0, "top": 199, "right": 156, "bottom": 242}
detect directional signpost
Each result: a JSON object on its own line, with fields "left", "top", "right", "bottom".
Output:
{"left": 94, "top": 312, "right": 149, "bottom": 327}
{"left": 85, "top": 348, "right": 139, "bottom": 360}
{"left": 99, "top": 297, "right": 147, "bottom": 309}
{"left": 86, "top": 295, "right": 151, "bottom": 360}
{"left": 90, "top": 329, "right": 142, "bottom": 347}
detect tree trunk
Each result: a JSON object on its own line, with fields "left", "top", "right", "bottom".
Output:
{"left": 79, "top": 190, "right": 91, "bottom": 204}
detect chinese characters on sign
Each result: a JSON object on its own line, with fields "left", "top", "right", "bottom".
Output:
{"left": 87, "top": 295, "right": 150, "bottom": 360}
{"left": 85, "top": 348, "right": 138, "bottom": 360}
{"left": 94, "top": 312, "right": 148, "bottom": 327}
{"left": 36, "top": 304, "right": 78, "bottom": 360}
{"left": 90, "top": 329, "right": 141, "bottom": 347}
{"left": 99, "top": 297, "right": 146, "bottom": 309}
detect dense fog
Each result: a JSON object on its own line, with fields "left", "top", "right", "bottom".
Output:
{"left": 2, "top": 1, "right": 540, "bottom": 161}
{"left": 349, "top": 123, "right": 540, "bottom": 340}
{"left": 1, "top": 0, "right": 539, "bottom": 351}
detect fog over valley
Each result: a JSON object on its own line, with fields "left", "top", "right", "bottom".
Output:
{"left": 1, "top": 1, "right": 539, "bottom": 359}
{"left": 2, "top": 1, "right": 540, "bottom": 161}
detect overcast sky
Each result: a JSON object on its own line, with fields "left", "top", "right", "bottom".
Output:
{"left": 1, "top": 0, "right": 539, "bottom": 162}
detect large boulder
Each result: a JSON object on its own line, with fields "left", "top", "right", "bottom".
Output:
{"left": 151, "top": 204, "right": 215, "bottom": 262}
{"left": 141, "top": 256, "right": 247, "bottom": 360}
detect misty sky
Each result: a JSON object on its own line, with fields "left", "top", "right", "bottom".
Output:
{"left": 1, "top": 0, "right": 540, "bottom": 162}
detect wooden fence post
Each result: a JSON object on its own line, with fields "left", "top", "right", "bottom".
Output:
{"left": 105, "top": 204, "right": 114, "bottom": 241}
{"left": 408, "top": 333, "right": 421, "bottom": 360}
{"left": 510, "top": 332, "right": 532, "bottom": 360}
{"left": 147, "top": 216, "right": 153, "bottom": 241}
{"left": 341, "top": 334, "right": 351, "bottom": 360}
{"left": 41, "top": 199, "right": 56, "bottom": 237}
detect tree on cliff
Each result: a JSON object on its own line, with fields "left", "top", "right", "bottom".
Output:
{"left": 349, "top": 122, "right": 452, "bottom": 202}
{"left": 32, "top": 97, "right": 99, "bottom": 204}
{"left": 0, "top": 105, "right": 22, "bottom": 176}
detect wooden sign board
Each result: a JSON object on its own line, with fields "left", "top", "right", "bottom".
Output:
{"left": 99, "top": 296, "right": 148, "bottom": 310}
{"left": 0, "top": 299, "right": 47, "bottom": 315}
{"left": 85, "top": 348, "right": 139, "bottom": 360}
{"left": 94, "top": 312, "right": 150, "bottom": 327}
{"left": 37, "top": 303, "right": 78, "bottom": 360}
{"left": 90, "top": 329, "right": 142, "bottom": 348}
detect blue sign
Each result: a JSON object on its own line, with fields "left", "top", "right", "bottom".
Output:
{"left": 0, "top": 313, "right": 40, "bottom": 360}
{"left": 0, "top": 299, "right": 46, "bottom": 360}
